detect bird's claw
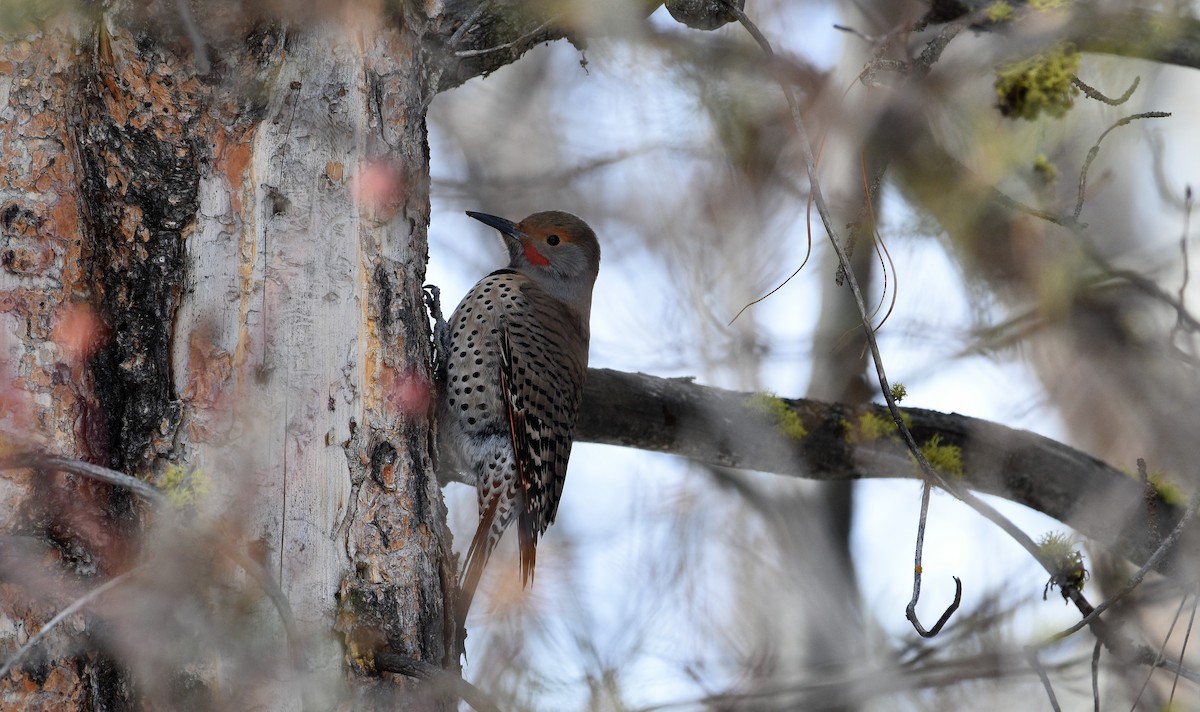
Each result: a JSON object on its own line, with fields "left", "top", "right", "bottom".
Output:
{"left": 424, "top": 284, "right": 451, "bottom": 383}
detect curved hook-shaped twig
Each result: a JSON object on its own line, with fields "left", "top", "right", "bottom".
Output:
{"left": 906, "top": 576, "right": 963, "bottom": 638}
{"left": 904, "top": 481, "right": 963, "bottom": 637}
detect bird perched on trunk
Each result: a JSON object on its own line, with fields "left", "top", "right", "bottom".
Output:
{"left": 437, "top": 209, "right": 601, "bottom": 632}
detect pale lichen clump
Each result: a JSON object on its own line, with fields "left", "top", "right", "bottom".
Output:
{"left": 158, "top": 464, "right": 211, "bottom": 509}
{"left": 1032, "top": 153, "right": 1058, "bottom": 186}
{"left": 985, "top": 1, "right": 1015, "bottom": 23}
{"left": 1038, "top": 531, "right": 1089, "bottom": 599}
{"left": 995, "top": 43, "right": 1081, "bottom": 120}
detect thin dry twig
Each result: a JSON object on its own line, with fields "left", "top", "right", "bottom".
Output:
{"left": 1026, "top": 646, "right": 1063, "bottom": 712}
{"left": 0, "top": 566, "right": 146, "bottom": 680}
{"left": 1168, "top": 588, "right": 1200, "bottom": 709}
{"left": 0, "top": 452, "right": 304, "bottom": 673}
{"left": 0, "top": 452, "right": 167, "bottom": 506}
{"left": 454, "top": 17, "right": 556, "bottom": 58}
{"left": 727, "top": 249, "right": 814, "bottom": 325}
{"left": 994, "top": 183, "right": 1200, "bottom": 336}
{"left": 448, "top": 2, "right": 489, "bottom": 48}
{"left": 1075, "top": 111, "right": 1172, "bottom": 219}
{"left": 906, "top": 481, "right": 962, "bottom": 637}
{"left": 1072, "top": 75, "right": 1139, "bottom": 106}
{"left": 1170, "top": 188, "right": 1195, "bottom": 350}
{"left": 1131, "top": 590, "right": 1191, "bottom": 709}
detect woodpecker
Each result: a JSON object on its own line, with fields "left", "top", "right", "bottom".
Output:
{"left": 439, "top": 209, "right": 600, "bottom": 631}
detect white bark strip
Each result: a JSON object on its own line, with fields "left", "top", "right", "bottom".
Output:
{"left": 175, "top": 22, "right": 428, "bottom": 706}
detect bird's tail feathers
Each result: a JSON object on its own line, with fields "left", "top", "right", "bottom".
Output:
{"left": 457, "top": 497, "right": 500, "bottom": 636}
{"left": 518, "top": 506, "right": 538, "bottom": 588}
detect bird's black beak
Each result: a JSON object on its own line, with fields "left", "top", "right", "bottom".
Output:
{"left": 466, "top": 211, "right": 524, "bottom": 241}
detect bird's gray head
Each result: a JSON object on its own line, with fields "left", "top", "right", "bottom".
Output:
{"left": 467, "top": 210, "right": 601, "bottom": 311}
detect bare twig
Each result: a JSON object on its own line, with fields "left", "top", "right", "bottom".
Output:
{"left": 832, "top": 24, "right": 880, "bottom": 43}
{"left": 1072, "top": 75, "right": 1139, "bottom": 106}
{"left": 905, "top": 481, "right": 962, "bottom": 637}
{"left": 1131, "top": 590, "right": 1191, "bottom": 709}
{"left": 454, "top": 18, "right": 556, "bottom": 58}
{"left": 1026, "top": 646, "right": 1063, "bottom": 712}
{"left": 448, "top": 2, "right": 489, "bottom": 48}
{"left": 0, "top": 566, "right": 146, "bottom": 680}
{"left": 375, "top": 652, "right": 503, "bottom": 712}
{"left": 1091, "top": 639, "right": 1101, "bottom": 712}
{"left": 216, "top": 536, "right": 305, "bottom": 673}
{"left": 1168, "top": 588, "right": 1199, "bottom": 709}
{"left": 1074, "top": 111, "right": 1172, "bottom": 219}
{"left": 0, "top": 452, "right": 167, "bottom": 506}
{"left": 728, "top": 250, "right": 814, "bottom": 325}
{"left": 1170, "top": 188, "right": 1195, "bottom": 350}
{"left": 0, "top": 452, "right": 304, "bottom": 671}
{"left": 996, "top": 119, "right": 1200, "bottom": 343}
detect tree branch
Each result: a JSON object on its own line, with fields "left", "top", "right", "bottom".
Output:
{"left": 427, "top": 1, "right": 663, "bottom": 91}
{"left": 577, "top": 368, "right": 1190, "bottom": 576}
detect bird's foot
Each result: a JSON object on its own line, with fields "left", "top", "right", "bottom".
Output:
{"left": 423, "top": 284, "right": 451, "bottom": 383}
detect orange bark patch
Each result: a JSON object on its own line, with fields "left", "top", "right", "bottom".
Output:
{"left": 181, "top": 326, "right": 234, "bottom": 441}
{"left": 51, "top": 303, "right": 106, "bottom": 361}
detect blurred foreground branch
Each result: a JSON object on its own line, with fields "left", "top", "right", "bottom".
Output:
{"left": 578, "top": 368, "right": 1190, "bottom": 577}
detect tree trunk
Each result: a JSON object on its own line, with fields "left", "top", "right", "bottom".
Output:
{"left": 0, "top": 6, "right": 464, "bottom": 708}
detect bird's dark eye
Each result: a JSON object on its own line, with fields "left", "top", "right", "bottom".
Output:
{"left": 546, "top": 235, "right": 560, "bottom": 246}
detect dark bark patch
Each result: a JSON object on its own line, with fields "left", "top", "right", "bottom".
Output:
{"left": 72, "top": 46, "right": 199, "bottom": 475}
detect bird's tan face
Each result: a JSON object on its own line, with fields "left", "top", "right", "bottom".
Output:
{"left": 513, "top": 213, "right": 600, "bottom": 282}
{"left": 466, "top": 209, "right": 601, "bottom": 288}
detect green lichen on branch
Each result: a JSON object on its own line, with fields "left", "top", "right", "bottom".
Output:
{"left": 745, "top": 392, "right": 807, "bottom": 439}
{"left": 916, "top": 434, "right": 964, "bottom": 479}
{"left": 1039, "top": 531, "right": 1088, "bottom": 600}
{"left": 844, "top": 409, "right": 912, "bottom": 444}
{"left": 1133, "top": 466, "right": 1188, "bottom": 506}
{"left": 985, "top": 1, "right": 1015, "bottom": 22}
{"left": 845, "top": 411, "right": 889, "bottom": 444}
{"left": 1029, "top": 0, "right": 1071, "bottom": 9}
{"left": 158, "top": 464, "right": 211, "bottom": 509}
{"left": 1150, "top": 476, "right": 1186, "bottom": 506}
{"left": 1033, "top": 153, "right": 1058, "bottom": 186}
{"left": 995, "top": 43, "right": 1081, "bottom": 120}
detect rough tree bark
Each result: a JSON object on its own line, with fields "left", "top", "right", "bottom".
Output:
{"left": 0, "top": 1, "right": 578, "bottom": 708}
